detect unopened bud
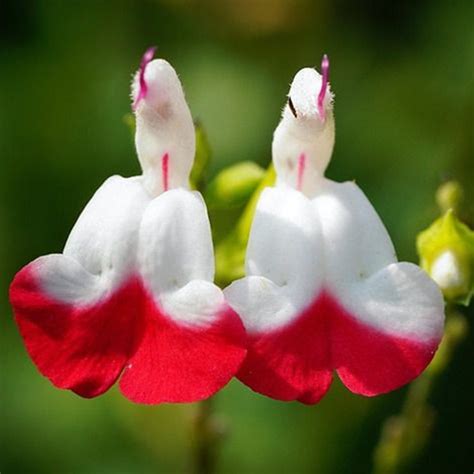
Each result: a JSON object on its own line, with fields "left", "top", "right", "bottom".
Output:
{"left": 436, "top": 180, "right": 463, "bottom": 214}
{"left": 417, "top": 210, "right": 474, "bottom": 305}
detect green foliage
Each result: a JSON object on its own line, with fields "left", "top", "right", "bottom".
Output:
{"left": 190, "top": 122, "right": 212, "bottom": 190}
{"left": 215, "top": 165, "right": 275, "bottom": 286}
{"left": 374, "top": 182, "right": 472, "bottom": 474}
{"left": 427, "top": 310, "right": 468, "bottom": 375}
{"left": 372, "top": 307, "right": 469, "bottom": 474}
{"left": 205, "top": 161, "right": 265, "bottom": 210}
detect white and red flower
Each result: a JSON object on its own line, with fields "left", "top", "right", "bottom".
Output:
{"left": 9, "top": 49, "right": 246, "bottom": 404}
{"left": 225, "top": 56, "right": 445, "bottom": 404}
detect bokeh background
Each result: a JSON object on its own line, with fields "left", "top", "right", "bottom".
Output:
{"left": 1, "top": 0, "right": 473, "bottom": 473}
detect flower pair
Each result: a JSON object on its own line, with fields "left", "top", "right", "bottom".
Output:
{"left": 9, "top": 49, "right": 445, "bottom": 405}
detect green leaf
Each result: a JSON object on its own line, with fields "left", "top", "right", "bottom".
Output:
{"left": 190, "top": 121, "right": 212, "bottom": 191}
{"left": 205, "top": 161, "right": 265, "bottom": 210}
{"left": 215, "top": 164, "right": 276, "bottom": 286}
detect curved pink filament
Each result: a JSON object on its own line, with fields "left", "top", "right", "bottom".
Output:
{"left": 297, "top": 153, "right": 306, "bottom": 191}
{"left": 132, "top": 46, "right": 157, "bottom": 111}
{"left": 162, "top": 152, "right": 169, "bottom": 191}
{"left": 317, "top": 54, "right": 330, "bottom": 121}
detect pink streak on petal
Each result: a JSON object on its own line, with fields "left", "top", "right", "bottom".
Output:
{"left": 162, "top": 152, "right": 169, "bottom": 191}
{"left": 317, "top": 54, "right": 330, "bottom": 122}
{"left": 297, "top": 153, "right": 306, "bottom": 191}
{"left": 132, "top": 46, "right": 157, "bottom": 111}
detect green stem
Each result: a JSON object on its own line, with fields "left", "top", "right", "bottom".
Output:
{"left": 193, "top": 397, "right": 224, "bottom": 474}
{"left": 372, "top": 306, "right": 468, "bottom": 474}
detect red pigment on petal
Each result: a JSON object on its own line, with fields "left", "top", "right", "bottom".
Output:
{"left": 162, "top": 152, "right": 169, "bottom": 191}
{"left": 317, "top": 54, "right": 330, "bottom": 121}
{"left": 119, "top": 288, "right": 247, "bottom": 404}
{"left": 9, "top": 263, "right": 144, "bottom": 398}
{"left": 133, "top": 46, "right": 157, "bottom": 111}
{"left": 297, "top": 153, "right": 306, "bottom": 191}
{"left": 238, "top": 291, "right": 440, "bottom": 404}
{"left": 11, "top": 261, "right": 247, "bottom": 404}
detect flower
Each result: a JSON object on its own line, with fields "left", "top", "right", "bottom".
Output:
{"left": 224, "top": 56, "right": 445, "bottom": 404}
{"left": 9, "top": 49, "right": 246, "bottom": 404}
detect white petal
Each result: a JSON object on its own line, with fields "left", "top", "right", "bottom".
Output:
{"left": 64, "top": 175, "right": 150, "bottom": 287}
{"left": 341, "top": 262, "right": 445, "bottom": 342}
{"left": 246, "top": 186, "right": 323, "bottom": 291}
{"left": 430, "top": 250, "right": 463, "bottom": 290}
{"left": 32, "top": 254, "right": 105, "bottom": 304}
{"left": 312, "top": 179, "right": 444, "bottom": 341}
{"left": 138, "top": 188, "right": 214, "bottom": 296}
{"left": 312, "top": 179, "right": 397, "bottom": 291}
{"left": 226, "top": 186, "right": 324, "bottom": 332}
{"left": 160, "top": 280, "right": 226, "bottom": 328}
{"left": 224, "top": 276, "right": 295, "bottom": 334}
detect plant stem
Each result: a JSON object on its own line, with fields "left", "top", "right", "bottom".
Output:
{"left": 372, "top": 306, "right": 468, "bottom": 474}
{"left": 193, "top": 397, "right": 224, "bottom": 474}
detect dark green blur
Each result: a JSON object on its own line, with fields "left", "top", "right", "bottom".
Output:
{"left": 1, "top": 0, "right": 473, "bottom": 473}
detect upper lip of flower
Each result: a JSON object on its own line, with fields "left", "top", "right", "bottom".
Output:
{"left": 286, "top": 55, "right": 332, "bottom": 123}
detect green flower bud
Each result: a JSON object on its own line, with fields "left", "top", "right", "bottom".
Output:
{"left": 417, "top": 209, "right": 474, "bottom": 305}
{"left": 435, "top": 180, "right": 463, "bottom": 214}
{"left": 205, "top": 161, "right": 265, "bottom": 210}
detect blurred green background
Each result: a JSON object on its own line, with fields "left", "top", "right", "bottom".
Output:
{"left": 1, "top": 0, "right": 473, "bottom": 473}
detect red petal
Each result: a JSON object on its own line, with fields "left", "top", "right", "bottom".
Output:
{"left": 239, "top": 291, "right": 439, "bottom": 403}
{"left": 329, "top": 293, "right": 439, "bottom": 396}
{"left": 237, "top": 300, "right": 333, "bottom": 405}
{"left": 119, "top": 293, "right": 246, "bottom": 404}
{"left": 10, "top": 264, "right": 144, "bottom": 398}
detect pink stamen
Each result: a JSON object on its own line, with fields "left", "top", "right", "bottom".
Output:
{"left": 317, "top": 54, "right": 330, "bottom": 122}
{"left": 132, "top": 46, "right": 157, "bottom": 111}
{"left": 162, "top": 152, "right": 169, "bottom": 191}
{"left": 297, "top": 153, "right": 306, "bottom": 191}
